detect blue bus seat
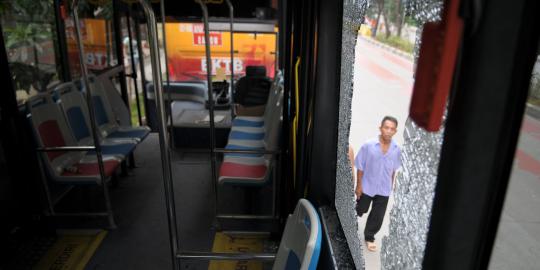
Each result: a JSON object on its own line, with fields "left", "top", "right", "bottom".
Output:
{"left": 53, "top": 82, "right": 137, "bottom": 159}
{"left": 27, "top": 94, "right": 121, "bottom": 185}
{"left": 85, "top": 75, "right": 150, "bottom": 143}
{"left": 272, "top": 199, "right": 322, "bottom": 270}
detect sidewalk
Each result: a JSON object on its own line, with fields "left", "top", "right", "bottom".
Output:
{"left": 359, "top": 35, "right": 414, "bottom": 61}
{"left": 526, "top": 102, "right": 540, "bottom": 119}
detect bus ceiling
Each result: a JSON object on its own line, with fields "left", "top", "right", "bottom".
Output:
{"left": 152, "top": 0, "right": 278, "bottom": 21}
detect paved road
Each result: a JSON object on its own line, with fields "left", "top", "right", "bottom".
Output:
{"left": 351, "top": 36, "right": 540, "bottom": 269}
{"left": 489, "top": 114, "right": 540, "bottom": 269}
{"left": 351, "top": 36, "right": 413, "bottom": 270}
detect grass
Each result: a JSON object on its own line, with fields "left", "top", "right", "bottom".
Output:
{"left": 529, "top": 97, "right": 540, "bottom": 107}
{"left": 528, "top": 74, "right": 540, "bottom": 106}
{"left": 374, "top": 34, "right": 414, "bottom": 54}
{"left": 130, "top": 94, "right": 146, "bottom": 126}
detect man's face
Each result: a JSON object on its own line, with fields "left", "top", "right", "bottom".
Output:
{"left": 379, "top": 120, "right": 397, "bottom": 141}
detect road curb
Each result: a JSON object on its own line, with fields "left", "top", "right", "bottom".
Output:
{"left": 359, "top": 35, "right": 414, "bottom": 61}
{"left": 526, "top": 103, "right": 540, "bottom": 119}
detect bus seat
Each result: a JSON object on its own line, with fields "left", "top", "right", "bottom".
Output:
{"left": 146, "top": 81, "right": 208, "bottom": 103}
{"left": 27, "top": 94, "right": 121, "bottom": 185}
{"left": 232, "top": 117, "right": 266, "bottom": 127}
{"left": 225, "top": 88, "right": 283, "bottom": 150}
{"left": 86, "top": 75, "right": 150, "bottom": 143}
{"left": 96, "top": 66, "right": 132, "bottom": 127}
{"left": 53, "top": 82, "right": 137, "bottom": 159}
{"left": 219, "top": 156, "right": 270, "bottom": 185}
{"left": 223, "top": 144, "right": 265, "bottom": 158}
{"left": 228, "top": 130, "right": 266, "bottom": 141}
{"left": 218, "top": 92, "right": 283, "bottom": 186}
{"left": 233, "top": 72, "right": 283, "bottom": 125}
{"left": 272, "top": 199, "right": 322, "bottom": 270}
{"left": 234, "top": 66, "right": 272, "bottom": 107}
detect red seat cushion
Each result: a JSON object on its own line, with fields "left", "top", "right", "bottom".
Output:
{"left": 61, "top": 160, "right": 120, "bottom": 177}
{"left": 219, "top": 162, "right": 267, "bottom": 180}
{"left": 38, "top": 120, "right": 66, "bottom": 161}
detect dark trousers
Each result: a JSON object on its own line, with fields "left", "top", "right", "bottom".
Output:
{"left": 356, "top": 193, "right": 389, "bottom": 242}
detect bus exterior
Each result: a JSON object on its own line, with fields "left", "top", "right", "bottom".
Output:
{"left": 165, "top": 22, "right": 277, "bottom": 81}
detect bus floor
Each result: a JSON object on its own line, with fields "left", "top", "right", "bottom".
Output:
{"left": 82, "top": 133, "right": 277, "bottom": 270}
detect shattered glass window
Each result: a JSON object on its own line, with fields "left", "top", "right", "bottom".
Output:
{"left": 335, "top": 0, "right": 444, "bottom": 269}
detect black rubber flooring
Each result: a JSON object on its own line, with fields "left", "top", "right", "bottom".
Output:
{"left": 85, "top": 133, "right": 276, "bottom": 270}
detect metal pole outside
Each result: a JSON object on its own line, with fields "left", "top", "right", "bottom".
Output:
{"left": 126, "top": 7, "right": 143, "bottom": 126}
{"left": 134, "top": 14, "right": 150, "bottom": 124}
{"left": 225, "top": 0, "right": 234, "bottom": 119}
{"left": 160, "top": 0, "right": 175, "bottom": 148}
{"left": 71, "top": 0, "right": 116, "bottom": 229}
{"left": 138, "top": 1, "right": 179, "bottom": 269}
{"left": 195, "top": 0, "right": 219, "bottom": 221}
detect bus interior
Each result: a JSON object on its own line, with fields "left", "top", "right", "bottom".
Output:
{"left": 1, "top": 0, "right": 539, "bottom": 269}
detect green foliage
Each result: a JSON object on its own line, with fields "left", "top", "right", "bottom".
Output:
{"left": 384, "top": 0, "right": 401, "bottom": 25}
{"left": 374, "top": 33, "right": 414, "bottom": 54}
{"left": 130, "top": 94, "right": 146, "bottom": 127}
{"left": 404, "top": 15, "right": 419, "bottom": 27}
{"left": 1, "top": 0, "right": 55, "bottom": 22}
{"left": 9, "top": 62, "right": 55, "bottom": 92}
{"left": 1, "top": 0, "right": 57, "bottom": 92}
{"left": 529, "top": 72, "right": 540, "bottom": 103}
{"left": 4, "top": 24, "right": 50, "bottom": 51}
{"left": 365, "top": 1, "right": 380, "bottom": 18}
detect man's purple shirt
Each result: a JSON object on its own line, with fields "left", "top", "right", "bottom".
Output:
{"left": 355, "top": 138, "right": 402, "bottom": 197}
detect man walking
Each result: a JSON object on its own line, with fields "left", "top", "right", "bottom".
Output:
{"left": 355, "top": 116, "right": 401, "bottom": 252}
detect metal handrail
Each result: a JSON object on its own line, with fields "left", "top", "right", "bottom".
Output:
{"left": 177, "top": 251, "right": 276, "bottom": 261}
{"left": 195, "top": 0, "right": 219, "bottom": 222}
{"left": 125, "top": 8, "right": 143, "bottom": 126}
{"left": 71, "top": 0, "right": 115, "bottom": 228}
{"left": 225, "top": 0, "right": 235, "bottom": 119}
{"left": 137, "top": 1, "right": 180, "bottom": 270}
{"left": 214, "top": 148, "right": 281, "bottom": 155}
{"left": 37, "top": 146, "right": 97, "bottom": 152}
{"left": 160, "top": 0, "right": 175, "bottom": 148}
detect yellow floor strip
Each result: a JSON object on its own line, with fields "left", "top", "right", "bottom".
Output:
{"left": 208, "top": 232, "right": 266, "bottom": 270}
{"left": 34, "top": 230, "right": 107, "bottom": 270}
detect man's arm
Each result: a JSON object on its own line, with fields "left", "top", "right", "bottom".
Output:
{"left": 392, "top": 171, "right": 395, "bottom": 190}
{"left": 348, "top": 146, "right": 355, "bottom": 182}
{"left": 355, "top": 170, "right": 364, "bottom": 198}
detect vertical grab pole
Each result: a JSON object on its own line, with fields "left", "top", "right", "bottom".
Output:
{"left": 160, "top": 0, "right": 175, "bottom": 148}
{"left": 138, "top": 1, "right": 180, "bottom": 269}
{"left": 134, "top": 16, "right": 150, "bottom": 123}
{"left": 225, "top": 0, "right": 234, "bottom": 119}
{"left": 71, "top": 0, "right": 116, "bottom": 229}
{"left": 126, "top": 7, "right": 143, "bottom": 126}
{"left": 195, "top": 0, "right": 218, "bottom": 218}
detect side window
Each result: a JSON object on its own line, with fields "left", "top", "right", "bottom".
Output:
{"left": 65, "top": 1, "right": 117, "bottom": 79}
{"left": 0, "top": 0, "right": 62, "bottom": 104}
{"left": 336, "top": 0, "right": 445, "bottom": 268}
{"left": 488, "top": 53, "right": 540, "bottom": 270}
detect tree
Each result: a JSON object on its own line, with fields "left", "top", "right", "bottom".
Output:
{"left": 4, "top": 24, "right": 49, "bottom": 66}
{"left": 371, "top": 0, "right": 385, "bottom": 37}
{"left": 1, "top": 0, "right": 56, "bottom": 92}
{"left": 381, "top": 0, "right": 406, "bottom": 38}
{"left": 393, "top": 0, "right": 404, "bottom": 37}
